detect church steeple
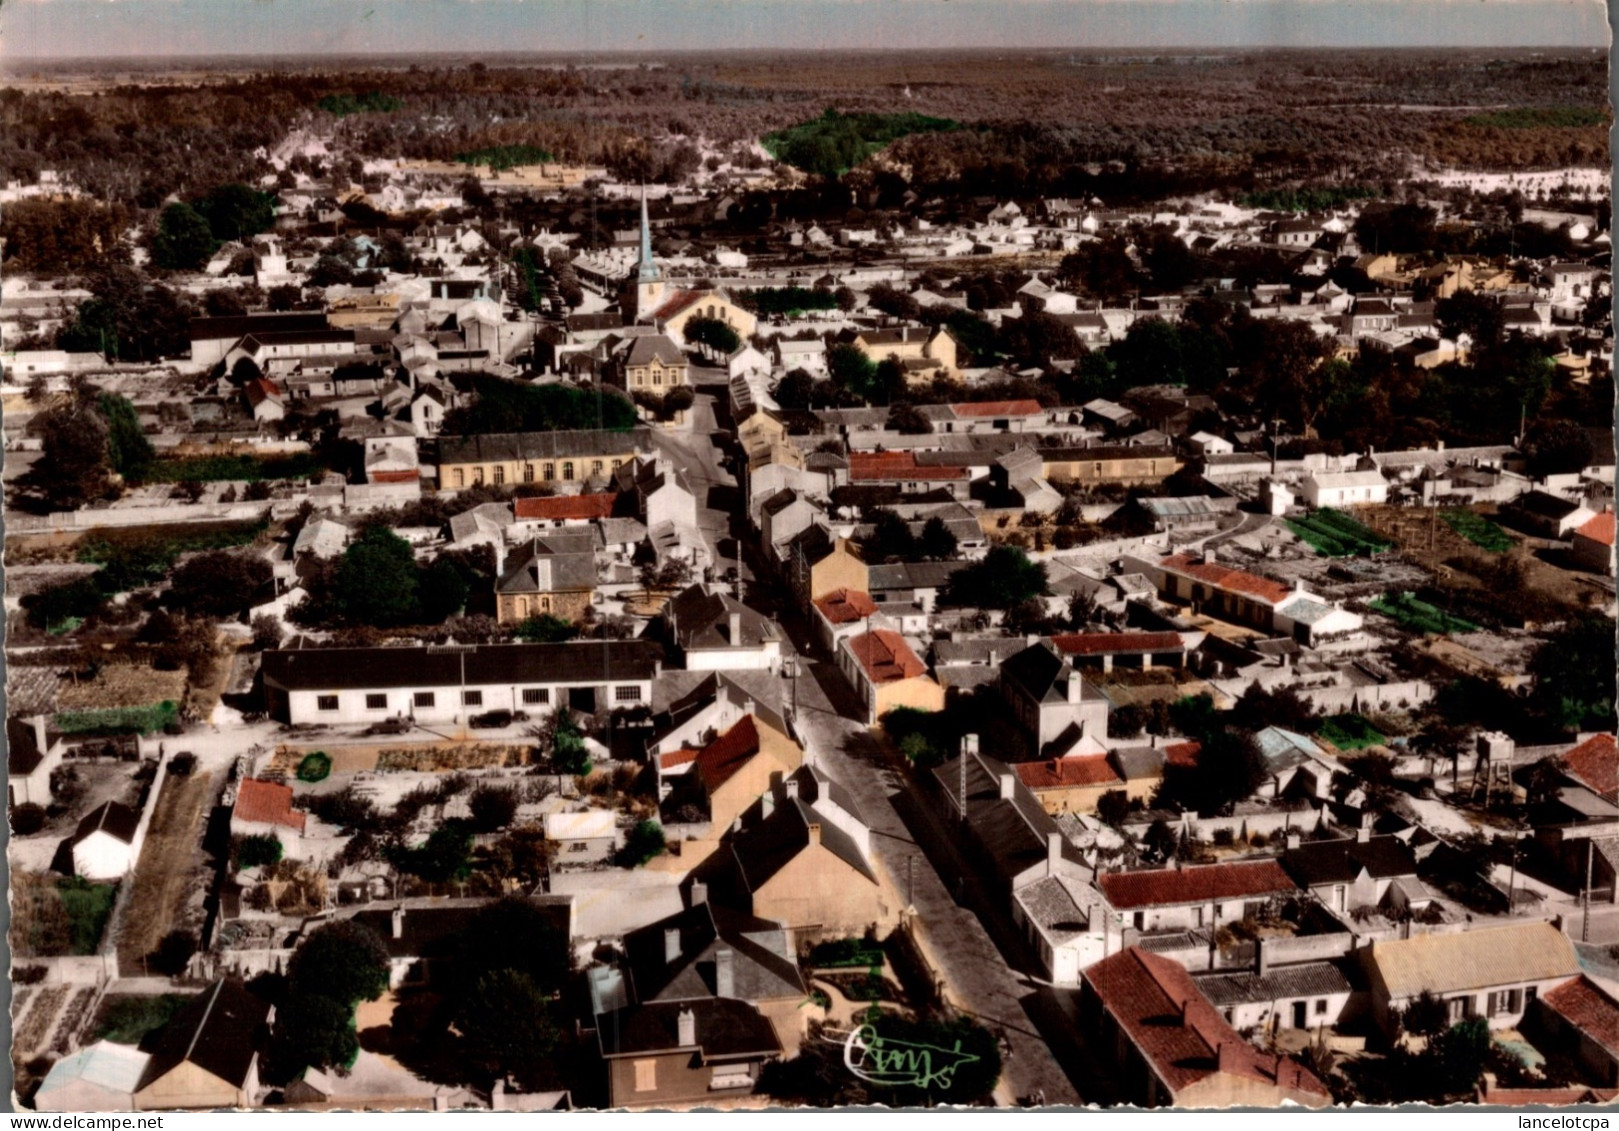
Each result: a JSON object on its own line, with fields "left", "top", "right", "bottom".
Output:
{"left": 636, "top": 186, "right": 660, "bottom": 284}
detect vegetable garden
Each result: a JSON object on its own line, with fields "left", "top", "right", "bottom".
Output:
{"left": 1285, "top": 508, "right": 1392, "bottom": 557}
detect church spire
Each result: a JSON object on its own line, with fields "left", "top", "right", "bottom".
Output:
{"left": 637, "top": 185, "right": 660, "bottom": 284}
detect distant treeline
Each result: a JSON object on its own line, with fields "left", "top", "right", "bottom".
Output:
{"left": 763, "top": 110, "right": 959, "bottom": 178}
{"left": 454, "top": 144, "right": 555, "bottom": 170}
{"left": 317, "top": 91, "right": 404, "bottom": 117}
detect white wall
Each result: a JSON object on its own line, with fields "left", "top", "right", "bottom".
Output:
{"left": 283, "top": 675, "right": 652, "bottom": 726}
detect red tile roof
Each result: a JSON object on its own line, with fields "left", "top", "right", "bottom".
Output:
{"left": 1014, "top": 754, "right": 1123, "bottom": 790}
{"left": 1542, "top": 976, "right": 1619, "bottom": 1058}
{"left": 694, "top": 716, "right": 762, "bottom": 793}
{"left": 950, "top": 399, "right": 1043, "bottom": 419}
{"left": 515, "top": 492, "right": 617, "bottom": 521}
{"left": 1561, "top": 734, "right": 1619, "bottom": 804}
{"left": 658, "top": 747, "right": 699, "bottom": 771}
{"left": 233, "top": 778, "right": 307, "bottom": 833}
{"left": 1050, "top": 631, "right": 1186, "bottom": 657}
{"left": 1085, "top": 947, "right": 1329, "bottom": 1099}
{"left": 1098, "top": 859, "right": 1298, "bottom": 910}
{"left": 650, "top": 289, "right": 707, "bottom": 323}
{"left": 1163, "top": 740, "right": 1202, "bottom": 769}
{"left": 369, "top": 469, "right": 419, "bottom": 484}
{"left": 814, "top": 588, "right": 878, "bottom": 626}
{"left": 1476, "top": 1083, "right": 1605, "bottom": 1107}
{"left": 848, "top": 451, "right": 967, "bottom": 482}
{"left": 846, "top": 629, "right": 927, "bottom": 684}
{"left": 1576, "top": 512, "right": 1617, "bottom": 547}
{"left": 1161, "top": 554, "right": 1293, "bottom": 606}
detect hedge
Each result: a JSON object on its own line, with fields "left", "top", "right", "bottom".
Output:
{"left": 297, "top": 752, "right": 333, "bottom": 783}
{"left": 57, "top": 701, "right": 179, "bottom": 736}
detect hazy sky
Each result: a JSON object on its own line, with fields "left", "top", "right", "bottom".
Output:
{"left": 2, "top": 0, "right": 1609, "bottom": 58}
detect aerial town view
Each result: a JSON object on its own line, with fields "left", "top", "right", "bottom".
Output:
{"left": 0, "top": 0, "right": 1614, "bottom": 1113}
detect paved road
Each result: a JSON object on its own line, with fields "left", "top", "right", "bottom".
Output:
{"left": 784, "top": 630, "right": 1091, "bottom": 1105}
{"left": 647, "top": 392, "right": 747, "bottom": 586}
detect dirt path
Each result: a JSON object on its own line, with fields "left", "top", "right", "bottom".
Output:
{"left": 116, "top": 769, "right": 216, "bottom": 972}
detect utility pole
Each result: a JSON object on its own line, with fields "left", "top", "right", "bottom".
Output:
{"left": 958, "top": 733, "right": 978, "bottom": 826}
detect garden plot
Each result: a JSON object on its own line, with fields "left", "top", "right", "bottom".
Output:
{"left": 1284, "top": 509, "right": 1393, "bottom": 558}
{"left": 57, "top": 663, "right": 187, "bottom": 711}
{"left": 265, "top": 740, "right": 534, "bottom": 778}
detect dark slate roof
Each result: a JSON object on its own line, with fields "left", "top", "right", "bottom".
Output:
{"left": 931, "top": 748, "right": 1086, "bottom": 888}
{"left": 73, "top": 801, "right": 139, "bottom": 845}
{"left": 1511, "top": 490, "right": 1583, "bottom": 519}
{"left": 346, "top": 899, "right": 571, "bottom": 960}
{"left": 437, "top": 428, "right": 649, "bottom": 466}
{"left": 190, "top": 312, "right": 327, "bottom": 342}
{"left": 137, "top": 979, "right": 270, "bottom": 1091}
{"left": 1193, "top": 961, "right": 1353, "bottom": 1007}
{"left": 625, "top": 334, "right": 686, "bottom": 367}
{"left": 8, "top": 717, "right": 43, "bottom": 777}
{"left": 722, "top": 796, "right": 876, "bottom": 894}
{"left": 1000, "top": 642, "right": 1098, "bottom": 705}
{"left": 1281, "top": 835, "right": 1418, "bottom": 887}
{"left": 597, "top": 997, "right": 782, "bottom": 1060}
{"left": 495, "top": 535, "right": 599, "bottom": 595}
{"left": 623, "top": 902, "right": 804, "bottom": 1006}
{"left": 865, "top": 560, "right": 958, "bottom": 592}
{"left": 260, "top": 641, "right": 660, "bottom": 692}
{"left": 664, "top": 585, "right": 779, "bottom": 651}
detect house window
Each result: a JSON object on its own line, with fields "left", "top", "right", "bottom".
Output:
{"left": 366, "top": 694, "right": 388, "bottom": 711}
{"left": 562, "top": 462, "right": 575, "bottom": 480}
{"left": 1446, "top": 997, "right": 1469, "bottom": 1024}
{"left": 612, "top": 459, "right": 623, "bottom": 470}
{"left": 453, "top": 469, "right": 465, "bottom": 488}
{"left": 317, "top": 694, "right": 340, "bottom": 712}
{"left": 1314, "top": 999, "right": 1328, "bottom": 1016}
{"left": 463, "top": 690, "right": 483, "bottom": 707}
{"left": 615, "top": 685, "right": 643, "bottom": 703}
{"left": 633, "top": 1059, "right": 657, "bottom": 1093}
{"left": 539, "top": 596, "right": 553, "bottom": 613}
{"left": 494, "top": 467, "right": 505, "bottom": 486}
{"left": 414, "top": 692, "right": 436, "bottom": 709}
{"left": 523, "top": 464, "right": 534, "bottom": 483}
{"left": 523, "top": 688, "right": 550, "bottom": 706}
{"left": 654, "top": 371, "right": 663, "bottom": 386}
{"left": 515, "top": 597, "right": 529, "bottom": 619}
{"left": 592, "top": 460, "right": 603, "bottom": 475}
{"left": 474, "top": 467, "right": 486, "bottom": 486}
{"left": 544, "top": 463, "right": 555, "bottom": 480}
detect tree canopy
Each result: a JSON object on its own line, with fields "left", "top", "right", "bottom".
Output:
{"left": 335, "top": 527, "right": 422, "bottom": 628}
{"left": 149, "top": 202, "right": 218, "bottom": 271}
{"left": 441, "top": 374, "right": 636, "bottom": 435}
{"left": 287, "top": 919, "right": 390, "bottom": 1008}
{"left": 168, "top": 550, "right": 273, "bottom": 618}
{"left": 941, "top": 545, "right": 1049, "bottom": 610}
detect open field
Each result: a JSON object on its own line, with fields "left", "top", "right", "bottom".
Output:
{"left": 116, "top": 769, "right": 216, "bottom": 972}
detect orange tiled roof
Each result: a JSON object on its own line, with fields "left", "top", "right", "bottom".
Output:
{"left": 846, "top": 629, "right": 927, "bottom": 684}
{"left": 950, "top": 399, "right": 1043, "bottom": 418}
{"left": 1576, "top": 512, "right": 1616, "bottom": 547}
{"left": 848, "top": 451, "right": 967, "bottom": 482}
{"left": 1562, "top": 734, "right": 1619, "bottom": 804}
{"left": 651, "top": 289, "right": 707, "bottom": 323}
{"left": 694, "top": 716, "right": 762, "bottom": 793}
{"left": 1542, "top": 976, "right": 1619, "bottom": 1059}
{"left": 1163, "top": 740, "right": 1202, "bottom": 768}
{"left": 1050, "top": 631, "right": 1185, "bottom": 656}
{"left": 1014, "top": 754, "right": 1123, "bottom": 790}
{"left": 1161, "top": 554, "right": 1293, "bottom": 606}
{"left": 233, "top": 778, "right": 307, "bottom": 833}
{"left": 1098, "top": 859, "right": 1298, "bottom": 910}
{"left": 814, "top": 588, "right": 878, "bottom": 626}
{"left": 514, "top": 493, "right": 616, "bottom": 521}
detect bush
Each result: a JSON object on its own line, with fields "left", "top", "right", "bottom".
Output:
{"left": 237, "top": 833, "right": 284, "bottom": 870}
{"left": 468, "top": 785, "right": 518, "bottom": 833}
{"left": 168, "top": 752, "right": 197, "bottom": 777}
{"left": 617, "top": 820, "right": 666, "bottom": 868}
{"left": 152, "top": 930, "right": 198, "bottom": 977}
{"left": 297, "top": 752, "right": 332, "bottom": 783}
{"left": 12, "top": 803, "right": 46, "bottom": 836}
{"left": 57, "top": 701, "right": 180, "bottom": 736}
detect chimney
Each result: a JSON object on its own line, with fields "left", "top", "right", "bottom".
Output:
{"left": 690, "top": 881, "right": 708, "bottom": 907}
{"left": 1047, "top": 831, "right": 1062, "bottom": 874}
{"left": 729, "top": 611, "right": 744, "bottom": 646}
{"left": 999, "top": 773, "right": 1016, "bottom": 800}
{"left": 392, "top": 905, "right": 405, "bottom": 940}
{"left": 1067, "top": 673, "right": 1082, "bottom": 704}
{"left": 1285, "top": 831, "right": 1301, "bottom": 850}
{"left": 715, "top": 948, "right": 735, "bottom": 998}
{"left": 742, "top": 697, "right": 756, "bottom": 719}
{"left": 987, "top": 647, "right": 998, "bottom": 666}
{"left": 784, "top": 777, "right": 799, "bottom": 799}
{"left": 664, "top": 928, "right": 681, "bottom": 965}
{"left": 1203, "top": 547, "right": 1217, "bottom": 566}
{"left": 1256, "top": 936, "right": 1270, "bottom": 977}
{"left": 1356, "top": 821, "right": 1372, "bottom": 844}
{"left": 807, "top": 822, "right": 822, "bottom": 846}
{"left": 677, "top": 1007, "right": 697, "bottom": 1047}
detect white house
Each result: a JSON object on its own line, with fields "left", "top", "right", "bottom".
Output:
{"left": 662, "top": 585, "right": 784, "bottom": 672}
{"left": 34, "top": 1041, "right": 152, "bottom": 1113}
{"left": 71, "top": 801, "right": 140, "bottom": 881}
{"left": 1299, "top": 469, "right": 1388, "bottom": 508}
{"left": 259, "top": 641, "right": 662, "bottom": 726}
{"left": 8, "top": 715, "right": 63, "bottom": 807}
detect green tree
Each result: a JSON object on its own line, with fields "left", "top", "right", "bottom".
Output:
{"left": 1110, "top": 317, "right": 1185, "bottom": 390}
{"left": 96, "top": 394, "right": 154, "bottom": 478}
{"left": 683, "top": 316, "right": 742, "bottom": 355}
{"left": 618, "top": 820, "right": 666, "bottom": 867}
{"left": 940, "top": 545, "right": 1049, "bottom": 610}
{"left": 1426, "top": 1017, "right": 1491, "bottom": 1096}
{"left": 455, "top": 970, "right": 559, "bottom": 1087}
{"left": 336, "top": 526, "right": 421, "bottom": 627}
{"left": 390, "top": 821, "right": 475, "bottom": 883}
{"left": 22, "top": 576, "right": 107, "bottom": 629}
{"left": 168, "top": 550, "right": 272, "bottom": 617}
{"left": 275, "top": 991, "right": 358, "bottom": 1073}
{"left": 149, "top": 202, "right": 218, "bottom": 271}
{"left": 287, "top": 919, "right": 390, "bottom": 1007}
{"left": 417, "top": 554, "right": 471, "bottom": 623}
{"left": 194, "top": 183, "right": 277, "bottom": 243}
{"left": 467, "top": 785, "right": 518, "bottom": 834}
{"left": 455, "top": 897, "right": 572, "bottom": 993}
{"left": 886, "top": 403, "right": 931, "bottom": 435}
{"left": 1529, "top": 617, "right": 1617, "bottom": 732}
{"left": 773, "top": 368, "right": 816, "bottom": 411}
{"left": 35, "top": 399, "right": 111, "bottom": 507}
{"left": 827, "top": 343, "right": 880, "bottom": 401}
{"left": 548, "top": 707, "right": 592, "bottom": 775}
{"left": 918, "top": 516, "right": 958, "bottom": 561}
{"left": 514, "top": 614, "right": 578, "bottom": 643}
{"left": 860, "top": 509, "right": 917, "bottom": 563}
{"left": 236, "top": 833, "right": 284, "bottom": 869}
{"left": 1396, "top": 990, "right": 1449, "bottom": 1037}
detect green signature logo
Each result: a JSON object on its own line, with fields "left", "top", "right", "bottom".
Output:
{"left": 841, "top": 1023, "right": 979, "bottom": 1091}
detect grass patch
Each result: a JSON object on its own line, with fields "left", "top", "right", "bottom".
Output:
{"left": 317, "top": 91, "right": 402, "bottom": 117}
{"left": 1316, "top": 713, "right": 1385, "bottom": 750}
{"left": 94, "top": 993, "right": 191, "bottom": 1044}
{"left": 454, "top": 144, "right": 554, "bottom": 170}
{"left": 807, "top": 938, "right": 885, "bottom": 969}
{"left": 1461, "top": 107, "right": 1608, "bottom": 130}
{"left": 1370, "top": 591, "right": 1480, "bottom": 635}
{"left": 57, "top": 701, "right": 179, "bottom": 736}
{"left": 47, "top": 616, "right": 84, "bottom": 636}
{"left": 1441, "top": 509, "right": 1516, "bottom": 552}
{"left": 137, "top": 452, "right": 327, "bottom": 484}
{"left": 1285, "top": 508, "right": 1392, "bottom": 557}
{"left": 764, "top": 109, "right": 960, "bottom": 178}
{"left": 57, "top": 877, "right": 118, "bottom": 956}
